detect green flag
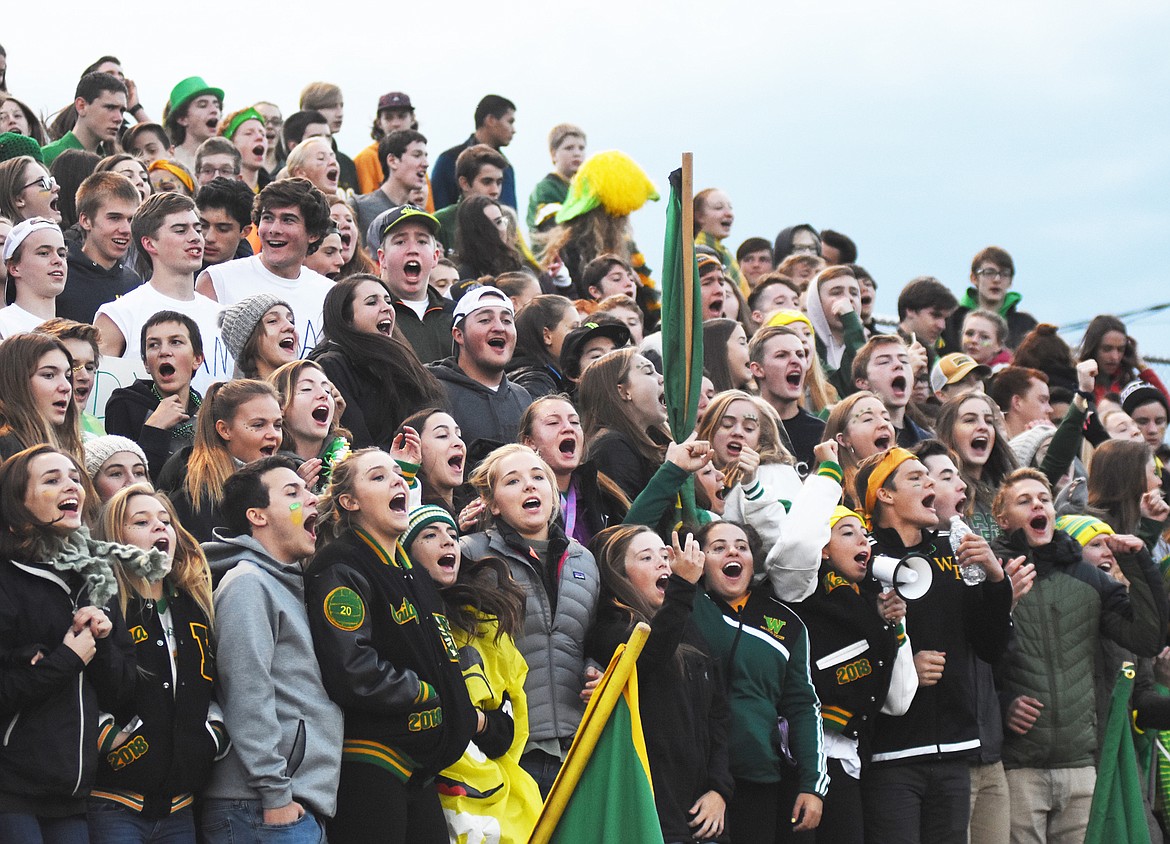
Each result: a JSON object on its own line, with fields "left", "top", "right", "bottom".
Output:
{"left": 1086, "top": 662, "right": 1152, "bottom": 844}
{"left": 530, "top": 624, "right": 663, "bottom": 844}
{"left": 548, "top": 685, "right": 664, "bottom": 843}
{"left": 660, "top": 165, "right": 702, "bottom": 524}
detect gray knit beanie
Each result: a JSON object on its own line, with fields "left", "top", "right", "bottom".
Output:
{"left": 83, "top": 436, "right": 149, "bottom": 480}
{"left": 217, "top": 293, "right": 294, "bottom": 363}
{"left": 1009, "top": 424, "right": 1056, "bottom": 469}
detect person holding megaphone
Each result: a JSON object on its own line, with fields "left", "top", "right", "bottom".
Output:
{"left": 786, "top": 505, "right": 919, "bottom": 843}
{"left": 853, "top": 447, "right": 1015, "bottom": 844}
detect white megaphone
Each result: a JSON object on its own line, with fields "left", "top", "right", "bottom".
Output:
{"left": 871, "top": 553, "right": 933, "bottom": 601}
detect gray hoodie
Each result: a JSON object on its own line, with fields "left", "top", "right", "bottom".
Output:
{"left": 202, "top": 531, "right": 344, "bottom": 817}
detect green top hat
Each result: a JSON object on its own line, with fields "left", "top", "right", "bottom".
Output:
{"left": 168, "top": 76, "right": 225, "bottom": 114}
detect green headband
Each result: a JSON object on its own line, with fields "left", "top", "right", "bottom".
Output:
{"left": 223, "top": 107, "right": 265, "bottom": 140}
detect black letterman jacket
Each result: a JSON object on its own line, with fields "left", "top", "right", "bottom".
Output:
{"left": 305, "top": 528, "right": 476, "bottom": 782}
{"left": 791, "top": 564, "right": 902, "bottom": 749}
{"left": 92, "top": 586, "right": 228, "bottom": 818}
{"left": 864, "top": 525, "right": 1013, "bottom": 765}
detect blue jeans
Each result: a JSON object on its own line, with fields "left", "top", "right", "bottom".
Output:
{"left": 86, "top": 800, "right": 196, "bottom": 843}
{"left": 200, "top": 799, "right": 326, "bottom": 844}
{"left": 0, "top": 812, "right": 89, "bottom": 844}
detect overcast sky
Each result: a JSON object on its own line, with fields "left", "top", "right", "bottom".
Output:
{"left": 5, "top": 0, "right": 1169, "bottom": 353}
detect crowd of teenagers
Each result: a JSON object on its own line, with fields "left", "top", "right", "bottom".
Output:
{"left": 2, "top": 49, "right": 1170, "bottom": 844}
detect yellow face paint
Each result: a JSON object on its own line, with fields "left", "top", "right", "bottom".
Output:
{"left": 289, "top": 501, "right": 303, "bottom": 525}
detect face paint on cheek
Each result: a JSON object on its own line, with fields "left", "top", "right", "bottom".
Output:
{"left": 289, "top": 501, "right": 303, "bottom": 525}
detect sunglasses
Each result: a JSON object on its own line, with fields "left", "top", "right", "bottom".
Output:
{"left": 22, "top": 175, "right": 57, "bottom": 193}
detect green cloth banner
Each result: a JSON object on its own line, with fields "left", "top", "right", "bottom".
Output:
{"left": 660, "top": 167, "right": 702, "bottom": 525}
{"left": 1086, "top": 662, "right": 1151, "bottom": 844}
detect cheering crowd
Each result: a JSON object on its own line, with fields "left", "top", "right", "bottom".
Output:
{"left": 2, "top": 48, "right": 1170, "bottom": 844}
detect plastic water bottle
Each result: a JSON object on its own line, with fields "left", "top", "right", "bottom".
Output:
{"left": 949, "top": 515, "right": 986, "bottom": 586}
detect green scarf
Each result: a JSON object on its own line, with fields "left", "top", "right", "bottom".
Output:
{"left": 33, "top": 526, "right": 169, "bottom": 609}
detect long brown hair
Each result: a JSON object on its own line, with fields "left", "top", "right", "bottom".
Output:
{"left": 517, "top": 394, "right": 632, "bottom": 512}
{"left": 1088, "top": 439, "right": 1152, "bottom": 534}
{"left": 589, "top": 524, "right": 661, "bottom": 627}
{"left": 185, "top": 380, "right": 280, "bottom": 513}
{"left": 579, "top": 348, "right": 669, "bottom": 465}
{"left": 267, "top": 359, "right": 350, "bottom": 454}
{"left": 0, "top": 445, "right": 89, "bottom": 562}
{"left": 934, "top": 391, "right": 1018, "bottom": 510}
{"left": 97, "top": 484, "right": 214, "bottom": 623}
{"left": 316, "top": 274, "right": 445, "bottom": 414}
{"left": 0, "top": 333, "right": 84, "bottom": 462}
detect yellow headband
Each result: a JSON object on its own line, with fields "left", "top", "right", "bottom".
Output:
{"left": 148, "top": 159, "right": 194, "bottom": 193}
{"left": 828, "top": 505, "right": 864, "bottom": 530}
{"left": 863, "top": 448, "right": 916, "bottom": 521}
{"left": 764, "top": 309, "right": 814, "bottom": 333}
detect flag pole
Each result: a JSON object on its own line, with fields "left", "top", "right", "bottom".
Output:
{"left": 680, "top": 153, "right": 694, "bottom": 399}
{"left": 529, "top": 622, "right": 652, "bottom": 844}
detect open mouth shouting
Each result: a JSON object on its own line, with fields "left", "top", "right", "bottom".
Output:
{"left": 157, "top": 362, "right": 176, "bottom": 379}
{"left": 447, "top": 453, "right": 464, "bottom": 476}
{"left": 721, "top": 559, "right": 745, "bottom": 580}
{"left": 872, "top": 431, "right": 892, "bottom": 452}
{"left": 376, "top": 318, "right": 393, "bottom": 337}
{"left": 655, "top": 573, "right": 670, "bottom": 596}
{"left": 389, "top": 492, "right": 408, "bottom": 513}
{"left": 303, "top": 511, "right": 318, "bottom": 541}
{"left": 786, "top": 368, "right": 803, "bottom": 389}
{"left": 50, "top": 399, "right": 70, "bottom": 420}
{"left": 436, "top": 553, "right": 457, "bottom": 572}
{"left": 968, "top": 434, "right": 990, "bottom": 460}
{"left": 402, "top": 260, "right": 422, "bottom": 281}
{"left": 521, "top": 495, "right": 544, "bottom": 515}
{"left": 852, "top": 549, "right": 871, "bottom": 577}
{"left": 258, "top": 443, "right": 277, "bottom": 457}
{"left": 558, "top": 437, "right": 578, "bottom": 460}
{"left": 486, "top": 336, "right": 508, "bottom": 353}
{"left": 708, "top": 295, "right": 725, "bottom": 317}
{"left": 890, "top": 374, "right": 908, "bottom": 399}
{"left": 311, "top": 404, "right": 332, "bottom": 425}
{"left": 325, "top": 167, "right": 339, "bottom": 184}
{"left": 279, "top": 334, "right": 298, "bottom": 354}
{"left": 152, "top": 536, "right": 170, "bottom": 554}
{"left": 58, "top": 497, "right": 80, "bottom": 514}
{"left": 921, "top": 492, "right": 937, "bottom": 515}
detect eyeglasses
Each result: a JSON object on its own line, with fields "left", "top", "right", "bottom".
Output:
{"left": 22, "top": 175, "right": 56, "bottom": 193}
{"left": 197, "top": 165, "right": 240, "bottom": 178}
{"left": 975, "top": 268, "right": 1013, "bottom": 280}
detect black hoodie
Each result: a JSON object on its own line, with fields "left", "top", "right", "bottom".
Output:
{"left": 103, "top": 379, "right": 200, "bottom": 483}
{"left": 427, "top": 357, "right": 532, "bottom": 453}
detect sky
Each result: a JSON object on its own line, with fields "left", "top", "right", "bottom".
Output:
{"left": 5, "top": 0, "right": 1169, "bottom": 355}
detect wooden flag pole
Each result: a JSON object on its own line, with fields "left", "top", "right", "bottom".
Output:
{"left": 529, "top": 622, "right": 652, "bottom": 843}
{"left": 680, "top": 153, "right": 695, "bottom": 397}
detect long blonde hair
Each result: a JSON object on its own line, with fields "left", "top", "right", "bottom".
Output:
{"left": 467, "top": 443, "right": 562, "bottom": 532}
{"left": 696, "top": 390, "right": 794, "bottom": 467}
{"left": 97, "top": 484, "right": 214, "bottom": 623}
{"left": 185, "top": 380, "right": 280, "bottom": 513}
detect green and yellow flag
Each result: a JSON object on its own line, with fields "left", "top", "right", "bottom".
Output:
{"left": 660, "top": 160, "right": 702, "bottom": 525}
{"left": 1086, "top": 662, "right": 1152, "bottom": 844}
{"left": 529, "top": 623, "right": 663, "bottom": 844}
